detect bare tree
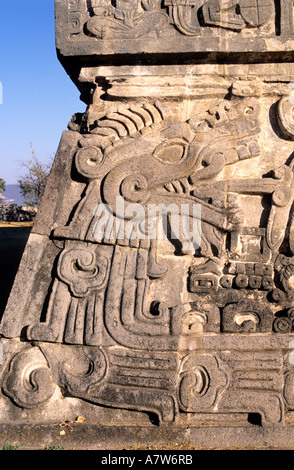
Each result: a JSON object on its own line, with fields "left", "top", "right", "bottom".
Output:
{"left": 18, "top": 145, "right": 53, "bottom": 207}
{"left": 0, "top": 178, "right": 5, "bottom": 194}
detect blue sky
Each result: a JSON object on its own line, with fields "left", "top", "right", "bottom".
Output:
{"left": 0, "top": 0, "right": 85, "bottom": 184}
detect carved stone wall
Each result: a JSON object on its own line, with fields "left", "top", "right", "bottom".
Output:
{"left": 1, "top": 0, "right": 294, "bottom": 449}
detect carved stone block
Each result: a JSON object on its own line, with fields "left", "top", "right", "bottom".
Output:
{"left": 1, "top": 0, "right": 294, "bottom": 450}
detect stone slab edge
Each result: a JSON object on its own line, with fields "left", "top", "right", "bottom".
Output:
{"left": 0, "top": 424, "right": 294, "bottom": 450}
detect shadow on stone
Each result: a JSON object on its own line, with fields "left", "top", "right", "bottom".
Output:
{"left": 0, "top": 225, "right": 32, "bottom": 319}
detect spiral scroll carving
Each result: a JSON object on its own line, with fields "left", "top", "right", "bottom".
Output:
{"left": 277, "top": 96, "right": 294, "bottom": 140}
{"left": 75, "top": 146, "right": 105, "bottom": 179}
{"left": 57, "top": 245, "right": 109, "bottom": 297}
{"left": 120, "top": 172, "right": 150, "bottom": 204}
{"left": 2, "top": 348, "right": 57, "bottom": 409}
{"left": 178, "top": 354, "right": 229, "bottom": 412}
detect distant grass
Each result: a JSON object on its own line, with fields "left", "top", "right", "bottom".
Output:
{"left": 44, "top": 446, "right": 65, "bottom": 450}
{"left": 0, "top": 221, "right": 33, "bottom": 228}
{"left": 2, "top": 445, "right": 20, "bottom": 450}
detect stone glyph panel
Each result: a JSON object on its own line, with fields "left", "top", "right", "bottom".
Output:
{"left": 56, "top": 0, "right": 294, "bottom": 60}
{"left": 2, "top": 1, "right": 294, "bottom": 445}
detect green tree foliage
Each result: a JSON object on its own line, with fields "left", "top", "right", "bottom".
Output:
{"left": 0, "top": 178, "right": 5, "bottom": 194}
{"left": 18, "top": 146, "right": 53, "bottom": 207}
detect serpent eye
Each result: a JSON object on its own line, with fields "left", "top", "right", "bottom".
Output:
{"left": 153, "top": 139, "right": 188, "bottom": 164}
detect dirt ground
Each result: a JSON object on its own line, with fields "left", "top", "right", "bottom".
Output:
{"left": 0, "top": 222, "right": 33, "bottom": 316}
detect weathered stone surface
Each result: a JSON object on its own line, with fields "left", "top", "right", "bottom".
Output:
{"left": 2, "top": 0, "right": 294, "bottom": 450}
{"left": 56, "top": 0, "right": 294, "bottom": 59}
